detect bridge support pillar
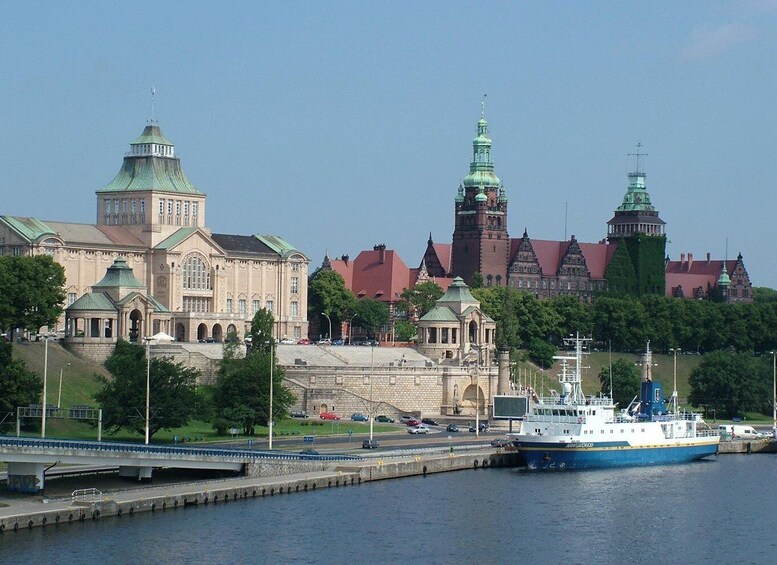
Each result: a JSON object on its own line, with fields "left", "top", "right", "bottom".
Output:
{"left": 7, "top": 462, "right": 45, "bottom": 494}
{"left": 119, "top": 466, "right": 153, "bottom": 482}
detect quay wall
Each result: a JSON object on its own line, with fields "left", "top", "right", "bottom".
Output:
{"left": 0, "top": 450, "right": 519, "bottom": 534}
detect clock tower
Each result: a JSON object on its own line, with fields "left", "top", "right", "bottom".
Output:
{"left": 450, "top": 104, "right": 509, "bottom": 286}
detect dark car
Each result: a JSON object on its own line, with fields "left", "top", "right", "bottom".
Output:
{"left": 300, "top": 448, "right": 319, "bottom": 455}
{"left": 362, "top": 439, "right": 379, "bottom": 449}
{"left": 375, "top": 415, "right": 395, "bottom": 423}
{"left": 469, "top": 422, "right": 490, "bottom": 433}
{"left": 491, "top": 438, "right": 510, "bottom": 448}
{"left": 351, "top": 413, "right": 368, "bottom": 422}
{"left": 290, "top": 411, "right": 309, "bottom": 419}
{"left": 446, "top": 424, "right": 460, "bottom": 432}
{"left": 421, "top": 418, "right": 439, "bottom": 426}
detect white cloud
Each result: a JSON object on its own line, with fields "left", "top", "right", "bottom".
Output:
{"left": 681, "top": 22, "right": 758, "bottom": 60}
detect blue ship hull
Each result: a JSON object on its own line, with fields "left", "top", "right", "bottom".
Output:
{"left": 515, "top": 441, "right": 719, "bottom": 470}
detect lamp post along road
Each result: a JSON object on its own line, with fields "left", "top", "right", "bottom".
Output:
{"left": 269, "top": 341, "right": 274, "bottom": 450}
{"left": 144, "top": 337, "right": 151, "bottom": 445}
{"left": 670, "top": 348, "right": 681, "bottom": 416}
{"left": 771, "top": 351, "right": 776, "bottom": 439}
{"left": 321, "top": 312, "right": 332, "bottom": 340}
{"left": 57, "top": 362, "right": 70, "bottom": 408}
{"left": 41, "top": 335, "right": 50, "bottom": 438}
{"left": 369, "top": 345, "right": 374, "bottom": 441}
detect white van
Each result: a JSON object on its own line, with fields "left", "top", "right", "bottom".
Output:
{"left": 718, "top": 425, "right": 766, "bottom": 440}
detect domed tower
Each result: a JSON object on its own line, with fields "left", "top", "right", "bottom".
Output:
{"left": 606, "top": 145, "right": 666, "bottom": 295}
{"left": 450, "top": 102, "right": 509, "bottom": 286}
{"left": 95, "top": 123, "right": 206, "bottom": 247}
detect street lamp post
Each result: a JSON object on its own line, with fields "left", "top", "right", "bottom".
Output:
{"left": 771, "top": 351, "right": 776, "bottom": 439}
{"left": 41, "top": 335, "right": 51, "bottom": 438}
{"left": 321, "top": 312, "right": 332, "bottom": 340}
{"left": 369, "top": 345, "right": 374, "bottom": 441}
{"left": 348, "top": 313, "right": 357, "bottom": 345}
{"left": 143, "top": 337, "right": 151, "bottom": 445}
{"left": 57, "top": 362, "right": 71, "bottom": 408}
{"left": 269, "top": 341, "right": 274, "bottom": 450}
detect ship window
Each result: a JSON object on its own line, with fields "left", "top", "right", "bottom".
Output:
{"left": 610, "top": 430, "right": 614, "bottom": 434}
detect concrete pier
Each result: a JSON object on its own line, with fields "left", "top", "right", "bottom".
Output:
{"left": 0, "top": 449, "right": 519, "bottom": 533}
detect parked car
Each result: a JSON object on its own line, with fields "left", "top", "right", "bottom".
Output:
{"left": 405, "top": 418, "right": 422, "bottom": 427}
{"left": 491, "top": 438, "right": 510, "bottom": 448}
{"left": 375, "top": 415, "right": 395, "bottom": 423}
{"left": 421, "top": 418, "right": 439, "bottom": 426}
{"left": 280, "top": 338, "right": 296, "bottom": 344}
{"left": 317, "top": 338, "right": 332, "bottom": 345}
{"left": 300, "top": 448, "right": 319, "bottom": 455}
{"left": 408, "top": 425, "right": 430, "bottom": 434}
{"left": 362, "top": 439, "right": 379, "bottom": 449}
{"left": 446, "top": 424, "right": 460, "bottom": 432}
{"left": 290, "top": 411, "right": 309, "bottom": 419}
{"left": 400, "top": 415, "right": 414, "bottom": 424}
{"left": 319, "top": 411, "right": 341, "bottom": 420}
{"left": 297, "top": 338, "right": 311, "bottom": 345}
{"left": 351, "top": 413, "right": 368, "bottom": 422}
{"left": 469, "top": 422, "right": 490, "bottom": 432}
{"left": 332, "top": 339, "right": 344, "bottom": 346}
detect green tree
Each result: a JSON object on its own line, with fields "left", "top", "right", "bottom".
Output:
{"left": 527, "top": 338, "right": 556, "bottom": 368}
{"left": 547, "top": 295, "right": 593, "bottom": 343}
{"left": 0, "top": 340, "right": 43, "bottom": 430}
{"left": 394, "top": 320, "right": 416, "bottom": 341}
{"left": 398, "top": 281, "right": 444, "bottom": 320}
{"left": 214, "top": 310, "right": 295, "bottom": 435}
{"left": 94, "top": 340, "right": 201, "bottom": 439}
{"left": 753, "top": 287, "right": 777, "bottom": 304}
{"left": 354, "top": 298, "right": 390, "bottom": 338}
{"left": 0, "top": 255, "right": 66, "bottom": 340}
{"left": 470, "top": 272, "right": 484, "bottom": 289}
{"left": 599, "top": 358, "right": 640, "bottom": 409}
{"left": 688, "top": 351, "right": 771, "bottom": 418}
{"left": 308, "top": 269, "right": 357, "bottom": 338}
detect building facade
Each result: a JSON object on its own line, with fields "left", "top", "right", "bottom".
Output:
{"left": 0, "top": 124, "right": 309, "bottom": 344}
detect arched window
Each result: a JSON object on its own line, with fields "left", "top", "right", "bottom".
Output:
{"left": 183, "top": 254, "right": 211, "bottom": 290}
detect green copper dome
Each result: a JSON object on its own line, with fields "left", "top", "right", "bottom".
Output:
{"left": 475, "top": 185, "right": 487, "bottom": 202}
{"left": 717, "top": 264, "right": 731, "bottom": 287}
{"left": 615, "top": 172, "right": 656, "bottom": 213}
{"left": 93, "top": 257, "right": 145, "bottom": 289}
{"left": 462, "top": 114, "right": 501, "bottom": 188}
{"left": 455, "top": 185, "right": 465, "bottom": 203}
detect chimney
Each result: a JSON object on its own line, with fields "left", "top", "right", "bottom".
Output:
{"left": 680, "top": 253, "right": 686, "bottom": 269}
{"left": 687, "top": 253, "right": 693, "bottom": 270}
{"left": 374, "top": 243, "right": 386, "bottom": 264}
{"left": 707, "top": 252, "right": 711, "bottom": 264}
{"left": 341, "top": 254, "right": 349, "bottom": 266}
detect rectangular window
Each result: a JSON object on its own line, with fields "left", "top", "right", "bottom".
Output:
{"left": 253, "top": 300, "right": 260, "bottom": 314}
{"left": 176, "top": 201, "right": 181, "bottom": 215}
{"left": 68, "top": 293, "right": 77, "bottom": 305}
{"left": 290, "top": 301, "right": 299, "bottom": 317}
{"left": 238, "top": 299, "right": 246, "bottom": 315}
{"left": 291, "top": 276, "right": 298, "bottom": 294}
{"left": 291, "top": 262, "right": 299, "bottom": 272}
{"left": 167, "top": 201, "right": 173, "bottom": 215}
{"left": 159, "top": 200, "right": 165, "bottom": 214}
{"left": 184, "top": 202, "right": 189, "bottom": 216}
{"left": 140, "top": 200, "right": 145, "bottom": 215}
{"left": 192, "top": 203, "right": 198, "bottom": 217}
{"left": 265, "top": 299, "right": 274, "bottom": 313}
{"left": 121, "top": 200, "right": 128, "bottom": 213}
{"left": 293, "top": 326, "right": 301, "bottom": 339}
{"left": 113, "top": 200, "right": 119, "bottom": 213}
{"left": 131, "top": 200, "right": 136, "bottom": 214}
{"left": 226, "top": 299, "right": 233, "bottom": 313}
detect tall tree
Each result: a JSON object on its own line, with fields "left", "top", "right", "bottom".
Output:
{"left": 0, "top": 340, "right": 43, "bottom": 430}
{"left": 214, "top": 309, "right": 294, "bottom": 435}
{"left": 599, "top": 358, "right": 640, "bottom": 409}
{"left": 94, "top": 340, "right": 201, "bottom": 439}
{"left": 354, "top": 298, "right": 390, "bottom": 339}
{"left": 308, "top": 269, "right": 356, "bottom": 336}
{"left": 688, "top": 351, "right": 771, "bottom": 418}
{"left": 398, "top": 281, "right": 444, "bottom": 320}
{"left": 0, "top": 255, "right": 66, "bottom": 339}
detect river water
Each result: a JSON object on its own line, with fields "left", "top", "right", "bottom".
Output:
{"left": 2, "top": 455, "right": 776, "bottom": 564}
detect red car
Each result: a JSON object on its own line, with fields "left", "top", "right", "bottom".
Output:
{"left": 319, "top": 411, "right": 341, "bottom": 420}
{"left": 405, "top": 418, "right": 422, "bottom": 427}
{"left": 297, "top": 338, "right": 311, "bottom": 345}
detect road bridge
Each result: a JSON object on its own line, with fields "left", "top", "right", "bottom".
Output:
{"left": 0, "top": 437, "right": 359, "bottom": 494}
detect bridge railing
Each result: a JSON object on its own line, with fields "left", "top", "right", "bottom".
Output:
{"left": 0, "top": 436, "right": 361, "bottom": 462}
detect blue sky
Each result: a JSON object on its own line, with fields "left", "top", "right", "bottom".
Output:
{"left": 2, "top": 1, "right": 776, "bottom": 288}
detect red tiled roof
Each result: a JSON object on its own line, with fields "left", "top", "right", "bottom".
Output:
{"left": 432, "top": 243, "right": 452, "bottom": 273}
{"left": 509, "top": 237, "right": 614, "bottom": 279}
{"left": 664, "top": 258, "right": 736, "bottom": 297}
{"left": 333, "top": 248, "right": 414, "bottom": 303}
